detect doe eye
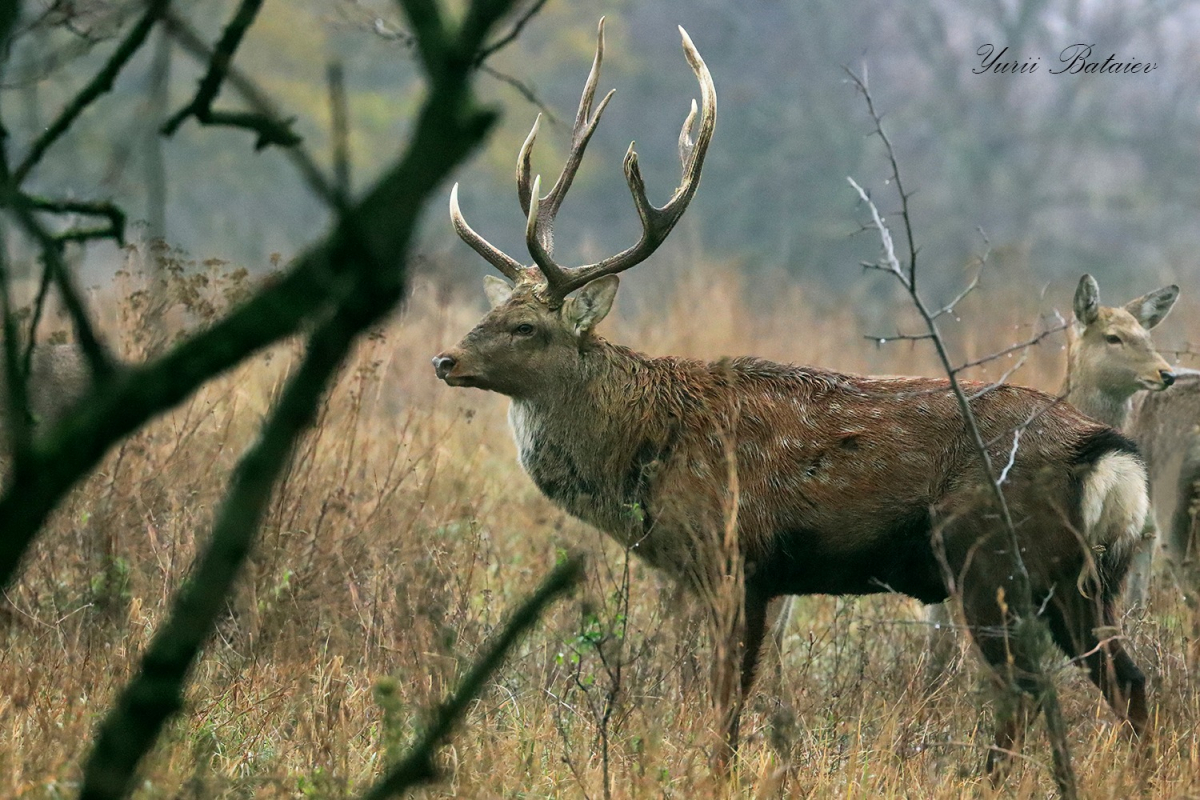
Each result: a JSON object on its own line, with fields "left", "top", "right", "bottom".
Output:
{"left": 1104, "top": 334, "right": 1122, "bottom": 345}
{"left": 514, "top": 323, "right": 536, "bottom": 336}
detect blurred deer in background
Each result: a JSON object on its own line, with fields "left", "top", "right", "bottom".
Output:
{"left": 924, "top": 274, "right": 1184, "bottom": 673}
{"left": 0, "top": 344, "right": 88, "bottom": 444}
{"left": 434, "top": 20, "right": 1152, "bottom": 775}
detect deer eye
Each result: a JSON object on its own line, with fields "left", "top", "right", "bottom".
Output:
{"left": 1104, "top": 334, "right": 1122, "bottom": 345}
{"left": 514, "top": 323, "right": 536, "bottom": 336}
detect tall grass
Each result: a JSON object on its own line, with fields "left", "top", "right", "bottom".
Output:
{"left": 1, "top": 253, "right": 1197, "bottom": 798}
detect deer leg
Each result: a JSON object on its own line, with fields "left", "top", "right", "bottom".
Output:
{"left": 961, "top": 598, "right": 1044, "bottom": 780}
{"left": 761, "top": 595, "right": 795, "bottom": 695}
{"left": 713, "top": 590, "right": 770, "bottom": 772}
{"left": 923, "top": 601, "right": 958, "bottom": 689}
{"left": 1045, "top": 591, "right": 1149, "bottom": 740}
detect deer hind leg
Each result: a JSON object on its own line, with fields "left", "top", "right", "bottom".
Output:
{"left": 1043, "top": 587, "right": 1149, "bottom": 740}
{"left": 761, "top": 595, "right": 796, "bottom": 695}
{"left": 966, "top": 615, "right": 1044, "bottom": 780}
{"left": 923, "top": 601, "right": 958, "bottom": 689}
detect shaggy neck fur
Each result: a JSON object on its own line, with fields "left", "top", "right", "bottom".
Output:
{"left": 507, "top": 338, "right": 676, "bottom": 550}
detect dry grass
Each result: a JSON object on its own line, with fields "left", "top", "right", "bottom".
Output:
{"left": 1, "top": 256, "right": 1198, "bottom": 799}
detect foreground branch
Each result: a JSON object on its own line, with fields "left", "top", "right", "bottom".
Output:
{"left": 0, "top": 0, "right": 516, "bottom": 587}
{"left": 361, "top": 557, "right": 584, "bottom": 799}
{"left": 160, "top": 0, "right": 300, "bottom": 149}
{"left": 79, "top": 304, "right": 361, "bottom": 800}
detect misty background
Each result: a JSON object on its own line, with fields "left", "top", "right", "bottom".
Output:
{"left": 7, "top": 0, "right": 1198, "bottom": 331}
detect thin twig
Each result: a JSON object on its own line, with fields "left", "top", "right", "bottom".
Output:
{"left": 5, "top": 200, "right": 115, "bottom": 379}
{"left": 474, "top": 0, "right": 550, "bottom": 65}
{"left": 12, "top": 0, "right": 170, "bottom": 184}
{"left": 847, "top": 66, "right": 1079, "bottom": 798}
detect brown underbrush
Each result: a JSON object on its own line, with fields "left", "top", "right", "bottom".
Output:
{"left": 1, "top": 254, "right": 1197, "bottom": 798}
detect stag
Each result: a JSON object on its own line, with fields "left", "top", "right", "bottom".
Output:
{"left": 434, "top": 21, "right": 1151, "bottom": 773}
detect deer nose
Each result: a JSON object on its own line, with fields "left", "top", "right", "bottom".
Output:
{"left": 432, "top": 354, "right": 456, "bottom": 380}
{"left": 1161, "top": 369, "right": 1176, "bottom": 387}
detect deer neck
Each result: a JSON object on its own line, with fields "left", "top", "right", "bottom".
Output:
{"left": 507, "top": 340, "right": 661, "bottom": 540}
{"left": 1064, "top": 355, "right": 1134, "bottom": 430}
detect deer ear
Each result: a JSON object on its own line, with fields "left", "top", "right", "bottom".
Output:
{"left": 563, "top": 275, "right": 619, "bottom": 334}
{"left": 483, "top": 275, "right": 514, "bottom": 308}
{"left": 1124, "top": 284, "right": 1179, "bottom": 329}
{"left": 1074, "top": 274, "right": 1101, "bottom": 325}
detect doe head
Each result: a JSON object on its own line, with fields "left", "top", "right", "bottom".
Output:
{"left": 1071, "top": 273, "right": 1179, "bottom": 395}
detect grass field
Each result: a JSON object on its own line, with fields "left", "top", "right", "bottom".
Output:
{"left": 2, "top": 258, "right": 1198, "bottom": 798}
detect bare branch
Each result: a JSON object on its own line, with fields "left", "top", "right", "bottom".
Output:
{"left": 5, "top": 199, "right": 115, "bottom": 380}
{"left": 847, "top": 68, "right": 1079, "bottom": 798}
{"left": 161, "top": 11, "right": 336, "bottom": 206}
{"left": 23, "top": 195, "right": 126, "bottom": 244}
{"left": 0, "top": 0, "right": 519, "bottom": 589}
{"left": 12, "top": 0, "right": 170, "bottom": 184}
{"left": 160, "top": 0, "right": 300, "bottom": 150}
{"left": 474, "top": 0, "right": 550, "bottom": 65}
{"left": 79, "top": 304, "right": 359, "bottom": 800}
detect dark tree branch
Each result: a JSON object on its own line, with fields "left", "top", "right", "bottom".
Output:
{"left": 473, "top": 0, "right": 549, "bottom": 65}
{"left": 78, "top": 306, "right": 357, "bottom": 799}
{"left": 5, "top": 198, "right": 115, "bottom": 380}
{"left": 160, "top": 11, "right": 336, "bottom": 206}
{"left": 24, "top": 195, "right": 126, "bottom": 244}
{"left": 360, "top": 556, "right": 584, "bottom": 799}
{"left": 12, "top": 0, "right": 169, "bottom": 184}
{"left": 0, "top": 228, "right": 33, "bottom": 463}
{"left": 159, "top": 0, "right": 300, "bottom": 150}
{"left": 0, "top": 0, "right": 513, "bottom": 594}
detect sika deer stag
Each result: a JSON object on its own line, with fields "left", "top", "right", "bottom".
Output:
{"left": 434, "top": 21, "right": 1151, "bottom": 774}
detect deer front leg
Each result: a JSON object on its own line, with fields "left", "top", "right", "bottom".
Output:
{"left": 712, "top": 590, "right": 770, "bottom": 772}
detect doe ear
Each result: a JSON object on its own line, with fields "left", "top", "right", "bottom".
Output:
{"left": 1124, "top": 284, "right": 1179, "bottom": 330}
{"left": 483, "top": 275, "right": 514, "bottom": 309}
{"left": 1074, "top": 274, "right": 1101, "bottom": 326}
{"left": 563, "top": 274, "right": 619, "bottom": 335}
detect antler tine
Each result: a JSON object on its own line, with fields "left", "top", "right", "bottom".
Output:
{"left": 516, "top": 114, "right": 540, "bottom": 218}
{"left": 449, "top": 183, "right": 526, "bottom": 282}
{"left": 519, "top": 17, "right": 616, "bottom": 278}
{"left": 539, "top": 24, "right": 717, "bottom": 303}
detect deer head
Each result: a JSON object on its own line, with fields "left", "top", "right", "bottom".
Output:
{"left": 432, "top": 19, "right": 715, "bottom": 398}
{"left": 1069, "top": 273, "right": 1179, "bottom": 403}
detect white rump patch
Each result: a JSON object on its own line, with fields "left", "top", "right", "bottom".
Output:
{"left": 1080, "top": 450, "right": 1149, "bottom": 563}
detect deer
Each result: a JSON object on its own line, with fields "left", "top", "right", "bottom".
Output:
{"left": 0, "top": 344, "right": 87, "bottom": 439}
{"left": 921, "top": 274, "right": 1181, "bottom": 675}
{"left": 1069, "top": 274, "right": 1200, "bottom": 607}
{"left": 432, "top": 20, "right": 1152, "bottom": 776}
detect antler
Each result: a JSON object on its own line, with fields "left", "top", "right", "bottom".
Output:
{"left": 449, "top": 19, "right": 717, "bottom": 307}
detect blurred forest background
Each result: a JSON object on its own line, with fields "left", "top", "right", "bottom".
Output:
{"left": 10, "top": 0, "right": 1199, "bottom": 315}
